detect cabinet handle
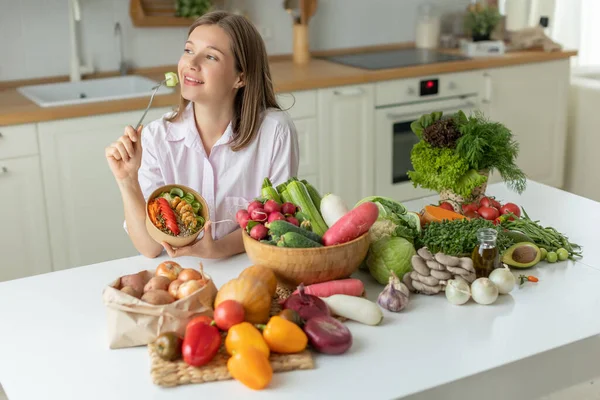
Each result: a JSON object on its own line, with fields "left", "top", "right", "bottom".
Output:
{"left": 0, "top": 132, "right": 3, "bottom": 138}
{"left": 333, "top": 88, "right": 364, "bottom": 97}
{"left": 482, "top": 72, "right": 492, "bottom": 104}
{"left": 0, "top": 166, "right": 7, "bottom": 174}
{"left": 387, "top": 102, "right": 476, "bottom": 121}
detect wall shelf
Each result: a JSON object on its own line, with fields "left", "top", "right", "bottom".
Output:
{"left": 129, "top": 0, "right": 196, "bottom": 27}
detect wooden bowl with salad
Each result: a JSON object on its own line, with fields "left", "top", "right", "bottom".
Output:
{"left": 145, "top": 184, "right": 209, "bottom": 248}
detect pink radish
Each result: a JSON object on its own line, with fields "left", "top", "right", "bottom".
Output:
{"left": 238, "top": 213, "right": 251, "bottom": 229}
{"left": 247, "top": 200, "right": 263, "bottom": 215}
{"left": 250, "top": 208, "right": 268, "bottom": 222}
{"left": 291, "top": 278, "right": 364, "bottom": 298}
{"left": 322, "top": 202, "right": 379, "bottom": 246}
{"left": 267, "top": 211, "right": 286, "bottom": 223}
{"left": 249, "top": 224, "right": 268, "bottom": 240}
{"left": 282, "top": 202, "right": 297, "bottom": 215}
{"left": 286, "top": 216, "right": 299, "bottom": 226}
{"left": 263, "top": 199, "right": 282, "bottom": 214}
{"left": 236, "top": 209, "right": 249, "bottom": 224}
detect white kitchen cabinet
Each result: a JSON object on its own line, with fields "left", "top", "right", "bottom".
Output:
{"left": 0, "top": 123, "right": 52, "bottom": 281}
{"left": 317, "top": 84, "right": 375, "bottom": 207}
{"left": 481, "top": 60, "right": 570, "bottom": 188}
{"left": 38, "top": 107, "right": 173, "bottom": 270}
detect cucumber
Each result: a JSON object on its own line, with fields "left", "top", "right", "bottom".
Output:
{"left": 260, "top": 239, "right": 277, "bottom": 246}
{"left": 183, "top": 193, "right": 195, "bottom": 204}
{"left": 267, "top": 220, "right": 322, "bottom": 244}
{"left": 277, "top": 232, "right": 323, "bottom": 248}
{"left": 164, "top": 72, "right": 179, "bottom": 87}
{"left": 170, "top": 187, "right": 184, "bottom": 198}
{"left": 191, "top": 201, "right": 201, "bottom": 213}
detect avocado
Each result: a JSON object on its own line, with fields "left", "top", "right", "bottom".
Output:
{"left": 502, "top": 242, "right": 542, "bottom": 268}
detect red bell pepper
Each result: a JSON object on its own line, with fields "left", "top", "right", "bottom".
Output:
{"left": 182, "top": 320, "right": 221, "bottom": 367}
{"left": 156, "top": 197, "right": 180, "bottom": 235}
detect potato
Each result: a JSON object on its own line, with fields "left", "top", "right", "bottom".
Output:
{"left": 120, "top": 286, "right": 141, "bottom": 299}
{"left": 141, "top": 290, "right": 175, "bottom": 305}
{"left": 120, "top": 273, "right": 144, "bottom": 294}
{"left": 144, "top": 276, "right": 171, "bottom": 293}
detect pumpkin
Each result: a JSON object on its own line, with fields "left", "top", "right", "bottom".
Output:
{"left": 239, "top": 265, "right": 277, "bottom": 296}
{"left": 214, "top": 277, "right": 271, "bottom": 324}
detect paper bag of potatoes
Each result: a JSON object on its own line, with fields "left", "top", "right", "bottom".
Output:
{"left": 102, "top": 261, "right": 217, "bottom": 349}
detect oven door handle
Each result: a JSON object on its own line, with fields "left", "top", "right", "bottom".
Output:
{"left": 386, "top": 101, "right": 476, "bottom": 121}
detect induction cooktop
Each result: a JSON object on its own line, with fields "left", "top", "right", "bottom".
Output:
{"left": 319, "top": 48, "right": 470, "bottom": 70}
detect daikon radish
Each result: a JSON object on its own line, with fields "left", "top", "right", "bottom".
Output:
{"left": 320, "top": 193, "right": 349, "bottom": 227}
{"left": 319, "top": 294, "right": 383, "bottom": 326}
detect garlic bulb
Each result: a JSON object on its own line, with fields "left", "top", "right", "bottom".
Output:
{"left": 377, "top": 272, "right": 410, "bottom": 312}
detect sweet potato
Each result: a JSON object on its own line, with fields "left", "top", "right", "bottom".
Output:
{"left": 120, "top": 272, "right": 147, "bottom": 294}
{"left": 144, "top": 276, "right": 171, "bottom": 293}
{"left": 141, "top": 290, "right": 175, "bottom": 305}
{"left": 120, "top": 286, "right": 141, "bottom": 299}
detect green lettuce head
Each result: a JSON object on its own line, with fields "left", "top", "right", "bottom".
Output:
{"left": 366, "top": 236, "right": 416, "bottom": 285}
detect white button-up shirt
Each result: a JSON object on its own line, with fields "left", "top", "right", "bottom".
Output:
{"left": 131, "top": 103, "right": 299, "bottom": 240}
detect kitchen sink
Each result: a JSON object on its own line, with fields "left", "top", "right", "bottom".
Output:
{"left": 17, "top": 75, "right": 174, "bottom": 108}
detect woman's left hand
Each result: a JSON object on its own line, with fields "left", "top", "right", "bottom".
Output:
{"left": 162, "top": 221, "right": 219, "bottom": 259}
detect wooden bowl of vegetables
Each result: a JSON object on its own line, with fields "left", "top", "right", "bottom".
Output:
{"left": 145, "top": 184, "right": 209, "bottom": 248}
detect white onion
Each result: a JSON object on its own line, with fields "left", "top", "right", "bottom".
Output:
{"left": 445, "top": 279, "right": 471, "bottom": 305}
{"left": 471, "top": 278, "right": 499, "bottom": 305}
{"left": 489, "top": 266, "right": 516, "bottom": 294}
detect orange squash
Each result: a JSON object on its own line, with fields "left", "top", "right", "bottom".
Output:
{"left": 239, "top": 265, "right": 277, "bottom": 297}
{"left": 215, "top": 277, "right": 271, "bottom": 324}
{"left": 421, "top": 205, "right": 468, "bottom": 225}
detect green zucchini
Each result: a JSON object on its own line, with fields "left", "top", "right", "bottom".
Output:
{"left": 286, "top": 180, "right": 328, "bottom": 236}
{"left": 301, "top": 179, "right": 323, "bottom": 210}
{"left": 267, "top": 220, "right": 322, "bottom": 243}
{"left": 261, "top": 178, "right": 282, "bottom": 203}
{"left": 276, "top": 182, "right": 288, "bottom": 194}
{"left": 276, "top": 232, "right": 323, "bottom": 248}
{"left": 280, "top": 189, "right": 293, "bottom": 204}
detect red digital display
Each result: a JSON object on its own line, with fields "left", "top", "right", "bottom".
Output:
{"left": 426, "top": 81, "right": 434, "bottom": 88}
{"left": 420, "top": 78, "right": 439, "bottom": 96}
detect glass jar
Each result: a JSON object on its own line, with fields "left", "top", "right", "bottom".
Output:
{"left": 415, "top": 4, "right": 441, "bottom": 49}
{"left": 471, "top": 228, "right": 500, "bottom": 278}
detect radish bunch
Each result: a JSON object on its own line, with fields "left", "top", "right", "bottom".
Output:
{"left": 236, "top": 199, "right": 300, "bottom": 241}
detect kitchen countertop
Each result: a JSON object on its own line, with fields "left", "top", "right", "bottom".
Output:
{"left": 1, "top": 180, "right": 600, "bottom": 400}
{"left": 0, "top": 44, "right": 577, "bottom": 126}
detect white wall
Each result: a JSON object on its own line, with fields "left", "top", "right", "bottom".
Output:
{"left": 0, "top": 0, "right": 471, "bottom": 82}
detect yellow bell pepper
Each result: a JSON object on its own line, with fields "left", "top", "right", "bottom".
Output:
{"left": 225, "top": 322, "right": 270, "bottom": 358}
{"left": 227, "top": 346, "right": 273, "bottom": 390}
{"left": 259, "top": 315, "right": 308, "bottom": 354}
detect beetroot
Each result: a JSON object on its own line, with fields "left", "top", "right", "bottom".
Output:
{"left": 247, "top": 200, "right": 263, "bottom": 215}
{"left": 238, "top": 213, "right": 251, "bottom": 229}
{"left": 236, "top": 209, "right": 249, "bottom": 224}
{"left": 267, "top": 211, "right": 286, "bottom": 223}
{"left": 282, "top": 283, "right": 330, "bottom": 321}
{"left": 286, "top": 216, "right": 299, "bottom": 226}
{"left": 250, "top": 208, "right": 268, "bottom": 222}
{"left": 250, "top": 223, "right": 268, "bottom": 240}
{"left": 264, "top": 199, "right": 282, "bottom": 214}
{"left": 282, "top": 202, "right": 297, "bottom": 215}
{"left": 303, "top": 315, "right": 352, "bottom": 355}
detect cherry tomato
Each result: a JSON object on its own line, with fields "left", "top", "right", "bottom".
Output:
{"left": 439, "top": 202, "right": 454, "bottom": 211}
{"left": 478, "top": 206, "right": 500, "bottom": 221}
{"left": 499, "top": 202, "right": 521, "bottom": 218}
{"left": 214, "top": 300, "right": 246, "bottom": 331}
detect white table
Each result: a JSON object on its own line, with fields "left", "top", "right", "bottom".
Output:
{"left": 2, "top": 181, "right": 600, "bottom": 400}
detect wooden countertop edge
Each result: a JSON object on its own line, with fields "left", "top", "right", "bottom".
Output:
{"left": 0, "top": 46, "right": 578, "bottom": 126}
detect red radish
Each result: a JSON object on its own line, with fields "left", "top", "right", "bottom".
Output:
{"left": 499, "top": 202, "right": 521, "bottom": 218}
{"left": 282, "top": 202, "right": 297, "bottom": 215}
{"left": 249, "top": 223, "right": 268, "bottom": 240}
{"left": 238, "top": 213, "right": 251, "bottom": 229}
{"left": 286, "top": 216, "right": 299, "bottom": 226}
{"left": 291, "top": 278, "right": 364, "bottom": 298}
{"left": 282, "top": 283, "right": 330, "bottom": 321}
{"left": 263, "top": 199, "right": 282, "bottom": 214}
{"left": 303, "top": 315, "right": 352, "bottom": 355}
{"left": 478, "top": 206, "right": 499, "bottom": 221}
{"left": 250, "top": 208, "right": 268, "bottom": 222}
{"left": 267, "top": 211, "right": 286, "bottom": 223}
{"left": 247, "top": 200, "right": 263, "bottom": 215}
{"left": 322, "top": 202, "right": 379, "bottom": 246}
{"left": 439, "top": 202, "right": 454, "bottom": 211}
{"left": 236, "top": 209, "right": 249, "bottom": 224}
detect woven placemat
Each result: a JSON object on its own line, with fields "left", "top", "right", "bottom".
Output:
{"left": 148, "top": 284, "right": 314, "bottom": 387}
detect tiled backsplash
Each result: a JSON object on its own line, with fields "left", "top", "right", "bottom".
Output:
{"left": 0, "top": 0, "right": 471, "bottom": 82}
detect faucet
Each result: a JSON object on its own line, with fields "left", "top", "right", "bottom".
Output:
{"left": 68, "top": 0, "right": 94, "bottom": 82}
{"left": 114, "top": 22, "right": 128, "bottom": 76}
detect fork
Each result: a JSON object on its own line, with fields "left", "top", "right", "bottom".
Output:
{"left": 134, "top": 78, "right": 167, "bottom": 130}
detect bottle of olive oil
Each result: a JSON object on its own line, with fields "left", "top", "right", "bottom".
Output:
{"left": 472, "top": 228, "right": 499, "bottom": 278}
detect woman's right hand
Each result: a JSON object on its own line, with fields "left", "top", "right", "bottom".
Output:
{"left": 105, "top": 125, "right": 143, "bottom": 182}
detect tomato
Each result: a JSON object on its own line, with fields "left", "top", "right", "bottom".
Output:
{"left": 480, "top": 197, "right": 501, "bottom": 210}
{"left": 499, "top": 202, "right": 521, "bottom": 218}
{"left": 439, "top": 202, "right": 454, "bottom": 211}
{"left": 182, "top": 321, "right": 221, "bottom": 367}
{"left": 464, "top": 210, "right": 480, "bottom": 219}
{"left": 214, "top": 300, "right": 246, "bottom": 331}
{"left": 157, "top": 197, "right": 180, "bottom": 235}
{"left": 462, "top": 202, "right": 479, "bottom": 214}
{"left": 478, "top": 206, "right": 500, "bottom": 221}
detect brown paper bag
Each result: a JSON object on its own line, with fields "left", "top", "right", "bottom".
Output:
{"left": 102, "top": 270, "right": 218, "bottom": 349}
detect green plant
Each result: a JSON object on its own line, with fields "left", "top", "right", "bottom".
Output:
{"left": 464, "top": 2, "right": 501, "bottom": 39}
{"left": 175, "top": 0, "right": 212, "bottom": 18}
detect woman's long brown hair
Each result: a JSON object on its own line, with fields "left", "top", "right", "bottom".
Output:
{"left": 166, "top": 11, "right": 280, "bottom": 151}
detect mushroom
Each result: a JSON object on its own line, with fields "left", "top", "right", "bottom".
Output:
{"left": 412, "top": 280, "right": 442, "bottom": 295}
{"left": 411, "top": 255, "right": 431, "bottom": 276}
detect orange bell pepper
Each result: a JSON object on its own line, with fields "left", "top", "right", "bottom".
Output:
{"left": 225, "top": 322, "right": 270, "bottom": 358}
{"left": 258, "top": 316, "right": 308, "bottom": 354}
{"left": 227, "top": 346, "right": 273, "bottom": 390}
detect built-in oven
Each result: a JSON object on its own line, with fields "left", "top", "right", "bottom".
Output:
{"left": 373, "top": 71, "right": 483, "bottom": 202}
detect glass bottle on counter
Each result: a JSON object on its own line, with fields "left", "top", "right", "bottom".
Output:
{"left": 471, "top": 228, "right": 500, "bottom": 278}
